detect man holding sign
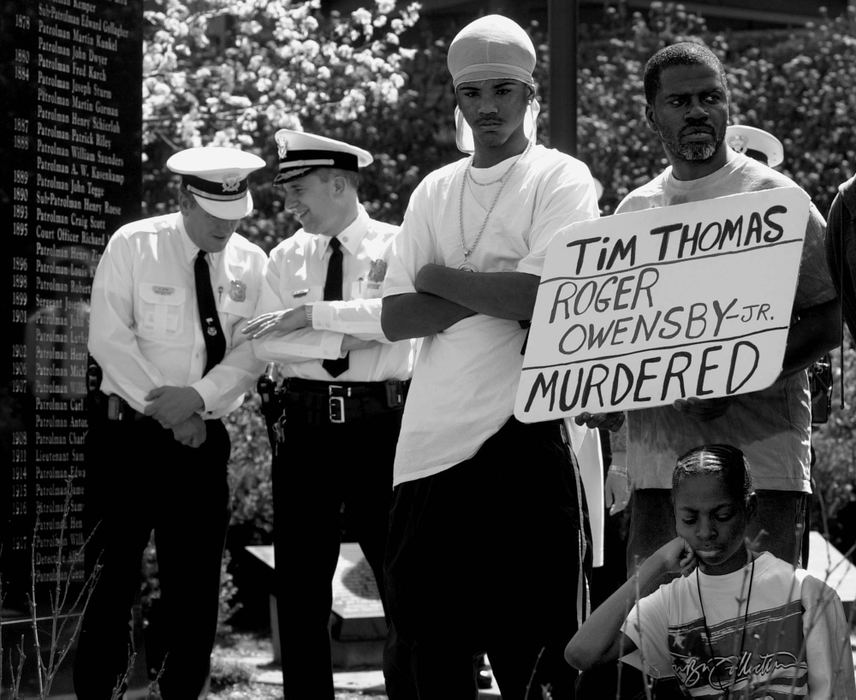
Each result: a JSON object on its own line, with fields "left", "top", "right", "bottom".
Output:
{"left": 381, "top": 14, "right": 599, "bottom": 699}
{"left": 593, "top": 42, "right": 839, "bottom": 572}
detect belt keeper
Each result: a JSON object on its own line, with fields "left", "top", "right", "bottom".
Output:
{"left": 107, "top": 394, "right": 124, "bottom": 421}
{"left": 385, "top": 380, "right": 405, "bottom": 408}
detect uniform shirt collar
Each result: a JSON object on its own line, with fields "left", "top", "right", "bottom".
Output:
{"left": 317, "top": 204, "right": 369, "bottom": 258}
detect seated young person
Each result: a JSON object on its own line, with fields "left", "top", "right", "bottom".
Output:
{"left": 565, "top": 444, "right": 856, "bottom": 698}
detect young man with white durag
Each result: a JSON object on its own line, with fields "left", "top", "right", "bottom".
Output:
{"left": 381, "top": 14, "right": 600, "bottom": 699}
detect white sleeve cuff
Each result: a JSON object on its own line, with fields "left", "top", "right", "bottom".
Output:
{"left": 190, "top": 376, "right": 218, "bottom": 413}
{"left": 310, "top": 301, "right": 333, "bottom": 330}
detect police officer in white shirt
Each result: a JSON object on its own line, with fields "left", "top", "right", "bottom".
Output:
{"left": 74, "top": 147, "right": 267, "bottom": 700}
{"left": 245, "top": 129, "right": 415, "bottom": 700}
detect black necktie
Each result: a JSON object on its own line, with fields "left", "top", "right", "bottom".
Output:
{"left": 194, "top": 250, "right": 226, "bottom": 375}
{"left": 322, "top": 237, "right": 349, "bottom": 377}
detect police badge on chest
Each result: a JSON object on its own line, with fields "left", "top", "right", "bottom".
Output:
{"left": 229, "top": 280, "right": 247, "bottom": 302}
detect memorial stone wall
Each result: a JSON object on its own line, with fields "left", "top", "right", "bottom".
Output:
{"left": 1, "top": 0, "right": 142, "bottom": 608}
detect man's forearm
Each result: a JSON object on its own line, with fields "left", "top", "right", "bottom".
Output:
{"left": 381, "top": 292, "right": 474, "bottom": 341}
{"left": 781, "top": 297, "right": 841, "bottom": 378}
{"left": 415, "top": 264, "right": 539, "bottom": 321}
{"left": 340, "top": 335, "right": 380, "bottom": 351}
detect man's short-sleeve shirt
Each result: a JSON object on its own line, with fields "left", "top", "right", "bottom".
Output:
{"left": 615, "top": 150, "right": 835, "bottom": 491}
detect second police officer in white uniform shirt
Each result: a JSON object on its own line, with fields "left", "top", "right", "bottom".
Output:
{"left": 245, "top": 130, "right": 415, "bottom": 700}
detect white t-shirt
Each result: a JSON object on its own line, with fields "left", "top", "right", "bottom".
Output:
{"left": 383, "top": 144, "right": 599, "bottom": 485}
{"left": 622, "top": 552, "right": 856, "bottom": 698}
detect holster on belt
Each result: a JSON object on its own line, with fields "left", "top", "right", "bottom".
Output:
{"left": 85, "top": 355, "right": 105, "bottom": 417}
{"left": 257, "top": 363, "right": 287, "bottom": 449}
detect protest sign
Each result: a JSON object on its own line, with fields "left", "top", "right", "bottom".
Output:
{"left": 514, "top": 186, "right": 810, "bottom": 422}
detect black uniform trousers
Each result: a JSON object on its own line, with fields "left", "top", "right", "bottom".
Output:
{"left": 272, "top": 389, "right": 402, "bottom": 700}
{"left": 383, "top": 417, "right": 592, "bottom": 700}
{"left": 74, "top": 410, "right": 231, "bottom": 699}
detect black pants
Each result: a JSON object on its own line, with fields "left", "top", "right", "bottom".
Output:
{"left": 383, "top": 418, "right": 591, "bottom": 700}
{"left": 273, "top": 404, "right": 402, "bottom": 700}
{"left": 74, "top": 415, "right": 231, "bottom": 700}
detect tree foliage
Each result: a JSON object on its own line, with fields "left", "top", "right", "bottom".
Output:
{"left": 570, "top": 2, "right": 856, "bottom": 217}
{"left": 142, "top": 0, "right": 420, "bottom": 248}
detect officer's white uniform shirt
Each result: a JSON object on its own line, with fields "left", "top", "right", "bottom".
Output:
{"left": 253, "top": 205, "right": 415, "bottom": 381}
{"left": 89, "top": 212, "right": 267, "bottom": 418}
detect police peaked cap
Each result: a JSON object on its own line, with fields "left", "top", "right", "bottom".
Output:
{"left": 273, "top": 129, "right": 373, "bottom": 185}
{"left": 167, "top": 146, "right": 266, "bottom": 219}
{"left": 725, "top": 125, "right": 784, "bottom": 169}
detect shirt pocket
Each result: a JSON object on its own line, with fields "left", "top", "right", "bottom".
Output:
{"left": 137, "top": 284, "right": 186, "bottom": 338}
{"left": 354, "top": 279, "right": 384, "bottom": 299}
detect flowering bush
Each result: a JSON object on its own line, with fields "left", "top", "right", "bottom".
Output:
{"left": 142, "top": 0, "right": 420, "bottom": 248}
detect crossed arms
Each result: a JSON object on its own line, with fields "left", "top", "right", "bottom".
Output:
{"left": 382, "top": 263, "right": 540, "bottom": 340}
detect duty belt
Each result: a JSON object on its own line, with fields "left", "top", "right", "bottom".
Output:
{"left": 283, "top": 378, "right": 408, "bottom": 425}
{"left": 90, "top": 392, "right": 147, "bottom": 422}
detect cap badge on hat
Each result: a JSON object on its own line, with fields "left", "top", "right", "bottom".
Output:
{"left": 229, "top": 279, "right": 247, "bottom": 302}
{"left": 276, "top": 131, "right": 290, "bottom": 160}
{"left": 272, "top": 129, "right": 372, "bottom": 185}
{"left": 727, "top": 134, "right": 748, "bottom": 153}
{"left": 221, "top": 173, "right": 242, "bottom": 193}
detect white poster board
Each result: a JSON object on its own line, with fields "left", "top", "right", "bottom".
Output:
{"left": 514, "top": 186, "right": 810, "bottom": 423}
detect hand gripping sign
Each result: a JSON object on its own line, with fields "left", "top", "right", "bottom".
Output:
{"left": 514, "top": 186, "right": 810, "bottom": 422}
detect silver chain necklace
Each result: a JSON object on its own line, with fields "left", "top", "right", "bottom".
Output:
{"left": 457, "top": 140, "right": 533, "bottom": 272}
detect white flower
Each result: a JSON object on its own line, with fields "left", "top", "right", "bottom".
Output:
{"left": 351, "top": 8, "right": 372, "bottom": 25}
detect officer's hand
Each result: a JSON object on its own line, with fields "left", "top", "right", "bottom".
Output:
{"left": 672, "top": 396, "right": 731, "bottom": 421}
{"left": 144, "top": 386, "right": 204, "bottom": 428}
{"left": 574, "top": 412, "right": 625, "bottom": 431}
{"left": 243, "top": 308, "right": 307, "bottom": 339}
{"left": 172, "top": 414, "right": 207, "bottom": 448}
